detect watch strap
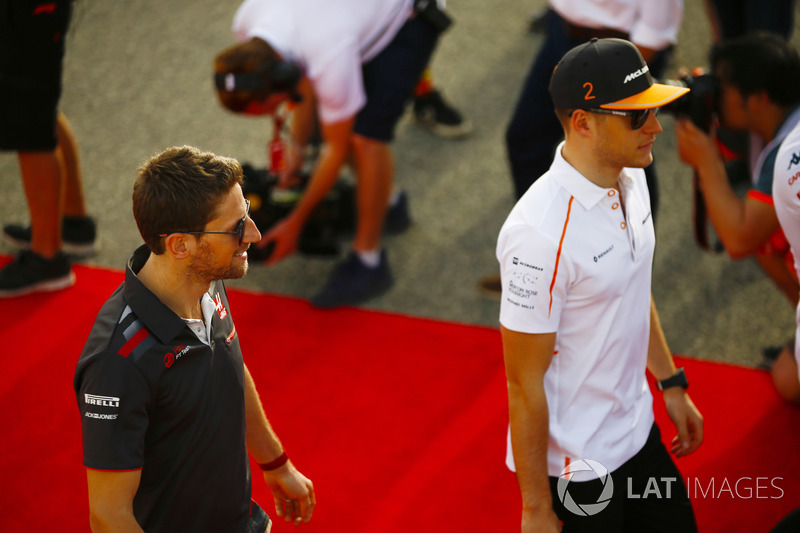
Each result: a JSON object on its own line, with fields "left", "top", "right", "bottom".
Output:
{"left": 657, "top": 367, "right": 688, "bottom": 391}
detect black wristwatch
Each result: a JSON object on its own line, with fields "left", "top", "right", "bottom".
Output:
{"left": 656, "top": 368, "right": 689, "bottom": 391}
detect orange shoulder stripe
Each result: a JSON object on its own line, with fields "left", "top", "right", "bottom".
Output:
{"left": 549, "top": 196, "right": 573, "bottom": 317}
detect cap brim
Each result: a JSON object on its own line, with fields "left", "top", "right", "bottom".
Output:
{"left": 600, "top": 83, "right": 690, "bottom": 110}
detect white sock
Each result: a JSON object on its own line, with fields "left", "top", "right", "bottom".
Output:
{"left": 356, "top": 249, "right": 382, "bottom": 268}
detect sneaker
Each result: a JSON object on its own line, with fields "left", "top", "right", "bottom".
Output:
{"left": 0, "top": 250, "right": 75, "bottom": 298}
{"left": 384, "top": 191, "right": 412, "bottom": 235}
{"left": 311, "top": 250, "right": 393, "bottom": 309}
{"left": 413, "top": 90, "right": 474, "bottom": 139}
{"left": 3, "top": 216, "right": 97, "bottom": 257}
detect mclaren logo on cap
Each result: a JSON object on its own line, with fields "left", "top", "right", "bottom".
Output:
{"left": 623, "top": 65, "right": 649, "bottom": 84}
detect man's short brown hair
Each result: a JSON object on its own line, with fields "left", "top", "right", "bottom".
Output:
{"left": 133, "top": 146, "right": 244, "bottom": 254}
{"left": 214, "top": 38, "right": 278, "bottom": 113}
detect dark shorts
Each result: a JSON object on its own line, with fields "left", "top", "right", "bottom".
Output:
{"left": 548, "top": 423, "right": 697, "bottom": 532}
{"left": 0, "top": 0, "right": 73, "bottom": 151}
{"left": 354, "top": 15, "right": 438, "bottom": 143}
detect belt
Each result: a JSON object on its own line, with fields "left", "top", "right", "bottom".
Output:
{"left": 562, "top": 20, "right": 628, "bottom": 42}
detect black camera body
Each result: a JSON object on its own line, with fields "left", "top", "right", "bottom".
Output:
{"left": 660, "top": 73, "right": 720, "bottom": 132}
{"left": 240, "top": 163, "right": 356, "bottom": 261}
{"left": 659, "top": 73, "right": 723, "bottom": 253}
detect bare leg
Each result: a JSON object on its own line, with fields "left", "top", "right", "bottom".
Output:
{"left": 351, "top": 134, "right": 392, "bottom": 253}
{"left": 56, "top": 112, "right": 88, "bottom": 218}
{"left": 17, "top": 149, "right": 62, "bottom": 259}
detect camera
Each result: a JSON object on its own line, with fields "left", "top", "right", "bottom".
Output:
{"left": 659, "top": 72, "right": 723, "bottom": 253}
{"left": 240, "top": 163, "right": 356, "bottom": 261}
{"left": 660, "top": 73, "right": 719, "bottom": 132}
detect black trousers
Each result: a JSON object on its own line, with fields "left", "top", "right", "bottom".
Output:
{"left": 548, "top": 423, "right": 697, "bottom": 532}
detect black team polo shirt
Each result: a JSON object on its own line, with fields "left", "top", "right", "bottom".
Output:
{"left": 74, "top": 245, "right": 251, "bottom": 533}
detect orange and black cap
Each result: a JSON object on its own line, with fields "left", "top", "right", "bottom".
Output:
{"left": 549, "top": 38, "right": 689, "bottom": 110}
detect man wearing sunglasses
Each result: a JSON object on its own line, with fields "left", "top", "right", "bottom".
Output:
{"left": 497, "top": 38, "right": 703, "bottom": 532}
{"left": 75, "top": 146, "right": 315, "bottom": 532}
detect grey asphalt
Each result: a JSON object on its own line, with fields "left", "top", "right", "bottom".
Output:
{"left": 2, "top": 0, "right": 799, "bottom": 368}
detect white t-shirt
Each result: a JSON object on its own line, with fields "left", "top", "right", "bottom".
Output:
{"left": 497, "top": 142, "right": 656, "bottom": 477}
{"left": 773, "top": 123, "right": 800, "bottom": 378}
{"left": 549, "top": 0, "right": 683, "bottom": 51}
{"left": 232, "top": 0, "right": 413, "bottom": 124}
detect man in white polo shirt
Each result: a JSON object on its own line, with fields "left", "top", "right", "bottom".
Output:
{"left": 497, "top": 38, "right": 703, "bottom": 532}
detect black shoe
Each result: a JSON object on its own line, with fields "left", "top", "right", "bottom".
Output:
{"left": 385, "top": 191, "right": 412, "bottom": 235}
{"left": 310, "top": 250, "right": 393, "bottom": 309}
{"left": 413, "top": 90, "right": 473, "bottom": 139}
{"left": 3, "top": 216, "right": 97, "bottom": 257}
{"left": 0, "top": 250, "right": 75, "bottom": 298}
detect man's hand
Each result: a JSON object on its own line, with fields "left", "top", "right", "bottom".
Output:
{"left": 262, "top": 461, "right": 316, "bottom": 525}
{"left": 257, "top": 215, "right": 302, "bottom": 265}
{"left": 675, "top": 117, "right": 721, "bottom": 172}
{"left": 663, "top": 388, "right": 704, "bottom": 457}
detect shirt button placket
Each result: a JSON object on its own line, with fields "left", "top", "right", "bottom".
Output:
{"left": 609, "top": 189, "right": 635, "bottom": 257}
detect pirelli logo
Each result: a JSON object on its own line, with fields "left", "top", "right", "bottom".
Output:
{"left": 84, "top": 394, "right": 120, "bottom": 408}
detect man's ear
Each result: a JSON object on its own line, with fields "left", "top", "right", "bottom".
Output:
{"left": 163, "top": 233, "right": 194, "bottom": 260}
{"left": 570, "top": 109, "right": 594, "bottom": 139}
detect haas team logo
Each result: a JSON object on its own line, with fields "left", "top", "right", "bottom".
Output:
{"left": 214, "top": 293, "right": 227, "bottom": 320}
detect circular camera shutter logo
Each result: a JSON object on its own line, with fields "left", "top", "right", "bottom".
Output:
{"left": 556, "top": 459, "right": 614, "bottom": 516}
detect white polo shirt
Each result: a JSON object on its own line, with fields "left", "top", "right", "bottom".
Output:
{"left": 497, "top": 142, "right": 656, "bottom": 477}
{"left": 232, "top": 0, "right": 413, "bottom": 125}
{"left": 549, "top": 0, "right": 683, "bottom": 50}
{"left": 773, "top": 124, "right": 800, "bottom": 378}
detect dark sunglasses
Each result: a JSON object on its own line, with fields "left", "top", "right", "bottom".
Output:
{"left": 588, "top": 107, "right": 660, "bottom": 130}
{"left": 159, "top": 199, "right": 250, "bottom": 246}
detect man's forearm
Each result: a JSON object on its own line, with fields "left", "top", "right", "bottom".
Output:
{"left": 286, "top": 116, "right": 353, "bottom": 228}
{"left": 289, "top": 80, "right": 316, "bottom": 149}
{"left": 508, "top": 382, "right": 554, "bottom": 514}
{"left": 646, "top": 298, "right": 678, "bottom": 381}
{"left": 694, "top": 158, "right": 752, "bottom": 254}
{"left": 243, "top": 364, "right": 285, "bottom": 463}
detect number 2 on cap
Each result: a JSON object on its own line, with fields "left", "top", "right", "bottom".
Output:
{"left": 583, "top": 82, "right": 596, "bottom": 101}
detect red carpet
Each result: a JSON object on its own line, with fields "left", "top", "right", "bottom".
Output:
{"left": 0, "top": 257, "right": 798, "bottom": 532}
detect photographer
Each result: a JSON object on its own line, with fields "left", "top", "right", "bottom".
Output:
{"left": 675, "top": 32, "right": 800, "bottom": 355}
{"left": 214, "top": 0, "right": 444, "bottom": 309}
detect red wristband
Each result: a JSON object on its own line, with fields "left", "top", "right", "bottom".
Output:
{"left": 258, "top": 452, "right": 289, "bottom": 471}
